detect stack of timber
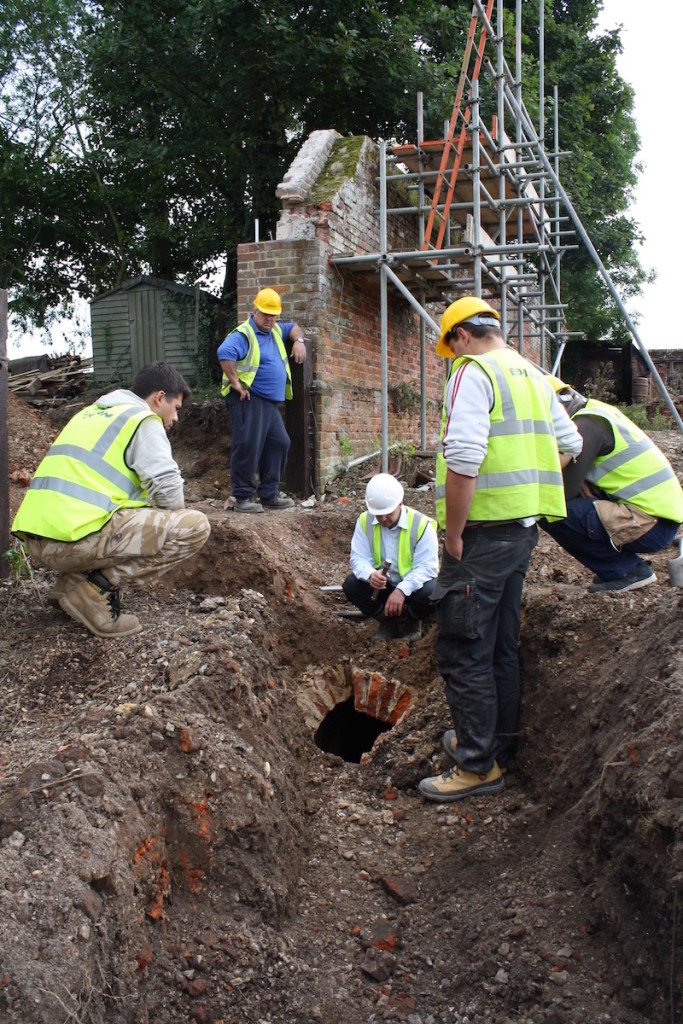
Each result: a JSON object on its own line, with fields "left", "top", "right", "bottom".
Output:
{"left": 8, "top": 355, "right": 93, "bottom": 405}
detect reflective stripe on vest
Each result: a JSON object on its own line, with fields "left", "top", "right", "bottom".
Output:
{"left": 359, "top": 507, "right": 435, "bottom": 578}
{"left": 435, "top": 348, "right": 566, "bottom": 528}
{"left": 575, "top": 399, "right": 683, "bottom": 520}
{"left": 12, "top": 403, "right": 155, "bottom": 542}
{"left": 221, "top": 320, "right": 293, "bottom": 399}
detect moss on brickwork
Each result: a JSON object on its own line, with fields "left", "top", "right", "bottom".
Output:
{"left": 309, "top": 136, "right": 371, "bottom": 205}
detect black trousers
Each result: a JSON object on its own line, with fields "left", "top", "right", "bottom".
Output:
{"left": 342, "top": 574, "right": 436, "bottom": 620}
{"left": 433, "top": 522, "right": 538, "bottom": 773}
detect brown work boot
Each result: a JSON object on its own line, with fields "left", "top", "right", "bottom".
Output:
{"left": 47, "top": 571, "right": 86, "bottom": 605}
{"left": 59, "top": 575, "right": 142, "bottom": 637}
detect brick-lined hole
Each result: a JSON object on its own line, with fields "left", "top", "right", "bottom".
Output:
{"left": 314, "top": 697, "right": 392, "bottom": 762}
{"left": 297, "top": 663, "right": 414, "bottom": 763}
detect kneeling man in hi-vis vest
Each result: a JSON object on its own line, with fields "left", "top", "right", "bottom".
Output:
{"left": 343, "top": 473, "right": 439, "bottom": 645}
{"left": 12, "top": 362, "right": 211, "bottom": 638}
{"left": 419, "top": 296, "right": 583, "bottom": 804}
{"left": 541, "top": 378, "right": 683, "bottom": 593}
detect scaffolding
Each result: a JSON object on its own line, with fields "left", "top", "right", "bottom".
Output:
{"left": 331, "top": 0, "right": 683, "bottom": 462}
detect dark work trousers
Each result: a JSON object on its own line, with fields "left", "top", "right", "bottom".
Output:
{"left": 541, "top": 497, "right": 679, "bottom": 580}
{"left": 342, "top": 574, "right": 436, "bottom": 620}
{"left": 225, "top": 390, "right": 291, "bottom": 502}
{"left": 433, "top": 522, "right": 538, "bottom": 774}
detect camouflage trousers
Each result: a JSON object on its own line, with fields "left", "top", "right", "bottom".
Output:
{"left": 24, "top": 507, "right": 211, "bottom": 589}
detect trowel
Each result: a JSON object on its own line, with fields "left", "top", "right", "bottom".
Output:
{"left": 667, "top": 537, "right": 683, "bottom": 587}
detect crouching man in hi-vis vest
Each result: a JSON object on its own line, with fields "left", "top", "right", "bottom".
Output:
{"left": 418, "top": 297, "right": 583, "bottom": 804}
{"left": 12, "top": 362, "right": 211, "bottom": 638}
{"left": 541, "top": 378, "right": 683, "bottom": 593}
{"left": 343, "top": 473, "right": 439, "bottom": 645}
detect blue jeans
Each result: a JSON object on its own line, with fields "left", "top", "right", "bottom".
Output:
{"left": 542, "top": 498, "right": 679, "bottom": 580}
{"left": 433, "top": 522, "right": 538, "bottom": 774}
{"left": 225, "top": 391, "right": 290, "bottom": 502}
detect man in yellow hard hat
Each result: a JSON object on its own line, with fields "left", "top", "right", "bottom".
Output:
{"left": 542, "top": 377, "right": 683, "bottom": 592}
{"left": 217, "top": 288, "right": 307, "bottom": 513}
{"left": 419, "top": 296, "right": 583, "bottom": 803}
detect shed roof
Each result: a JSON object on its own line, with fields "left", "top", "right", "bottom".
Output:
{"left": 90, "top": 275, "right": 221, "bottom": 305}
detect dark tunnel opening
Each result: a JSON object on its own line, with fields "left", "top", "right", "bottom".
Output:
{"left": 313, "top": 697, "right": 393, "bottom": 763}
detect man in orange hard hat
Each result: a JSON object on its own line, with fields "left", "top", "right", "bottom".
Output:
{"left": 217, "top": 288, "right": 307, "bottom": 513}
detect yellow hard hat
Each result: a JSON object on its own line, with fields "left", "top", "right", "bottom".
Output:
{"left": 547, "top": 375, "right": 570, "bottom": 392}
{"left": 253, "top": 288, "right": 282, "bottom": 315}
{"left": 436, "top": 296, "right": 500, "bottom": 358}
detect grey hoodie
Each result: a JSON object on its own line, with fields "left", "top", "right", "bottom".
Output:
{"left": 97, "top": 389, "right": 185, "bottom": 510}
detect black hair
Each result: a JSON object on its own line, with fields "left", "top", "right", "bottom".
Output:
{"left": 131, "top": 362, "right": 191, "bottom": 401}
{"left": 447, "top": 320, "right": 502, "bottom": 343}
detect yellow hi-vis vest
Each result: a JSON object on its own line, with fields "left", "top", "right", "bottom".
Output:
{"left": 220, "top": 320, "right": 293, "bottom": 399}
{"left": 435, "top": 348, "right": 566, "bottom": 529}
{"left": 359, "top": 507, "right": 436, "bottom": 578}
{"left": 12, "top": 402, "right": 156, "bottom": 542}
{"left": 574, "top": 399, "right": 683, "bottom": 521}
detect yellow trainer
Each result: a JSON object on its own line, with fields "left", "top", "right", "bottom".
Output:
{"left": 418, "top": 761, "right": 504, "bottom": 802}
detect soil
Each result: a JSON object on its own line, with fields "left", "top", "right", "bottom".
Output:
{"left": 2, "top": 391, "right": 682, "bottom": 1024}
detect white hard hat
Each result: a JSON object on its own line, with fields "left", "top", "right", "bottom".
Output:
{"left": 365, "top": 473, "right": 404, "bottom": 516}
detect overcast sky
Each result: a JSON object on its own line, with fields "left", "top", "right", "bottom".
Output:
{"left": 596, "top": 0, "right": 683, "bottom": 349}
{"left": 7, "top": 2, "right": 680, "bottom": 358}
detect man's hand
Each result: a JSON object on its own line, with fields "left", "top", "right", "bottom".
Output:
{"left": 444, "top": 531, "right": 464, "bottom": 560}
{"left": 384, "top": 588, "right": 406, "bottom": 617}
{"left": 368, "top": 569, "right": 388, "bottom": 591}
{"left": 291, "top": 339, "right": 307, "bottom": 365}
{"left": 235, "top": 381, "right": 250, "bottom": 402}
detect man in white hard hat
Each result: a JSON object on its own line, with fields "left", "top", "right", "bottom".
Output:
{"left": 342, "top": 473, "right": 439, "bottom": 644}
{"left": 217, "top": 287, "right": 307, "bottom": 513}
{"left": 419, "top": 296, "right": 582, "bottom": 803}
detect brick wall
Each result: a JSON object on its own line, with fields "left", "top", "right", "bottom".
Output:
{"left": 237, "top": 132, "right": 536, "bottom": 491}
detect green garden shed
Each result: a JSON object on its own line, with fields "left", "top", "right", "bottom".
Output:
{"left": 89, "top": 276, "right": 228, "bottom": 387}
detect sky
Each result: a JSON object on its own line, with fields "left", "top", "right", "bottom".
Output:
{"left": 595, "top": 0, "right": 683, "bottom": 349}
{"left": 7, "top": 1, "right": 680, "bottom": 358}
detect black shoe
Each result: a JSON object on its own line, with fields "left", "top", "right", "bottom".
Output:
{"left": 398, "top": 619, "right": 422, "bottom": 643}
{"left": 261, "top": 492, "right": 295, "bottom": 509}
{"left": 234, "top": 498, "right": 264, "bottom": 514}
{"left": 370, "top": 618, "right": 398, "bottom": 644}
{"left": 588, "top": 562, "right": 656, "bottom": 593}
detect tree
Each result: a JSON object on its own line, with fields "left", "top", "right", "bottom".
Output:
{"left": 0, "top": 0, "right": 647, "bottom": 347}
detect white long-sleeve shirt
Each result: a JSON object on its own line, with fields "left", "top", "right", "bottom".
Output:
{"left": 97, "top": 389, "right": 185, "bottom": 509}
{"left": 349, "top": 505, "right": 439, "bottom": 596}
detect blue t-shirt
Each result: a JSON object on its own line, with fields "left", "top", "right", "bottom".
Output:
{"left": 217, "top": 318, "right": 295, "bottom": 401}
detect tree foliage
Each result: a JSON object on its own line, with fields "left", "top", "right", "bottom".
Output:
{"left": 0, "top": 0, "right": 647, "bottom": 345}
